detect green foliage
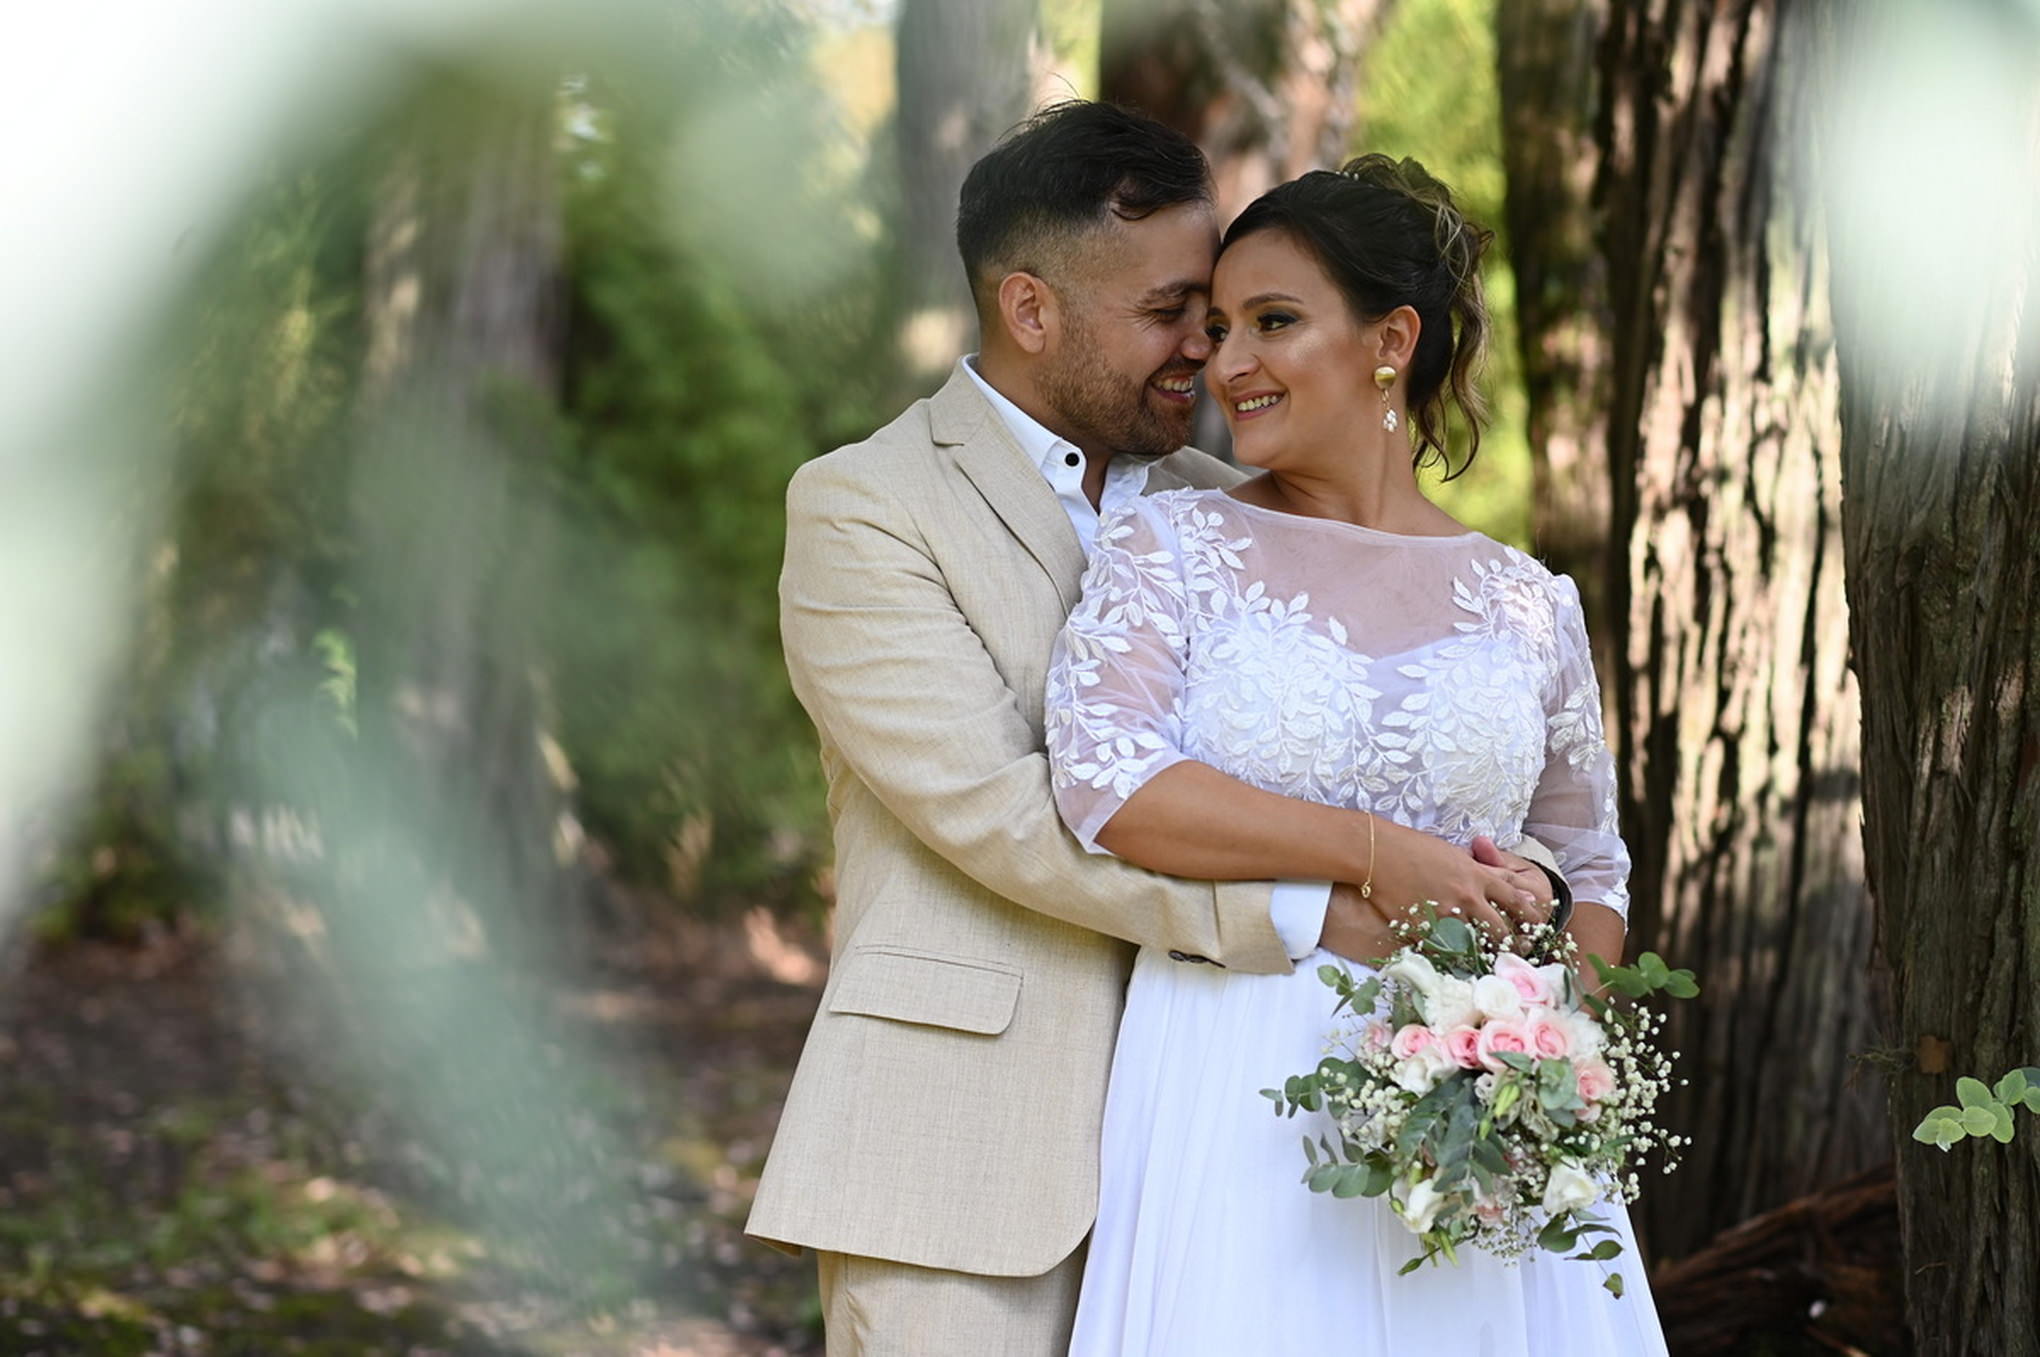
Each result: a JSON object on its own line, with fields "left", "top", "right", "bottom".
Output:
{"left": 45, "top": 5, "right": 900, "bottom": 932}
{"left": 551, "top": 16, "right": 891, "bottom": 902}
{"left": 1356, "top": 0, "right": 1532, "bottom": 549}
{"left": 1589, "top": 951, "right": 1702, "bottom": 1005}
{"left": 1912, "top": 1067, "right": 2040, "bottom": 1151}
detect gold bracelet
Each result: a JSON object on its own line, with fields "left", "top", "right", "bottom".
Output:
{"left": 1360, "top": 810, "right": 1376, "bottom": 901}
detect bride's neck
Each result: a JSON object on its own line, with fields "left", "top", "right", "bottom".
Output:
{"left": 1254, "top": 457, "right": 1439, "bottom": 533}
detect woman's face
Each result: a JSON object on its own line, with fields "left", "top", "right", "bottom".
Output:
{"left": 1205, "top": 230, "right": 1386, "bottom": 472}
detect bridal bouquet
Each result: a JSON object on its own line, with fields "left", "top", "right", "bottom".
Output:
{"left": 1263, "top": 910, "right": 1697, "bottom": 1296}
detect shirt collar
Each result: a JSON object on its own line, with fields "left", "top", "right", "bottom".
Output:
{"left": 962, "top": 355, "right": 1084, "bottom": 479}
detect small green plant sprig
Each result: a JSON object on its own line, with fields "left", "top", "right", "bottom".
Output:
{"left": 1912, "top": 1068, "right": 2040, "bottom": 1150}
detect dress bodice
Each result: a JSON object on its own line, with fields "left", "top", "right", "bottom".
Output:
{"left": 1046, "top": 489, "right": 1628, "bottom": 915}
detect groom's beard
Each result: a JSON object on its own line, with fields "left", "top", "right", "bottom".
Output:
{"left": 1039, "top": 315, "right": 1200, "bottom": 463}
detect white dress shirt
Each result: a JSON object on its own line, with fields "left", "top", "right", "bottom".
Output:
{"left": 964, "top": 357, "right": 1330, "bottom": 959}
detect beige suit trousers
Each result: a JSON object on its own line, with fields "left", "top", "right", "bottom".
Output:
{"left": 816, "top": 1247, "right": 1086, "bottom": 1357}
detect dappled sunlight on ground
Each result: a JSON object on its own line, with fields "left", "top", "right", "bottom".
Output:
{"left": 0, "top": 922, "right": 827, "bottom": 1355}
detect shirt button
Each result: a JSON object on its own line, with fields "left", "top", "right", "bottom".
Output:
{"left": 1064, "top": 452, "right": 1080, "bottom": 467}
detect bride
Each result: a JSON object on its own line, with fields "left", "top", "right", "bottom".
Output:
{"left": 1045, "top": 155, "right": 1668, "bottom": 1355}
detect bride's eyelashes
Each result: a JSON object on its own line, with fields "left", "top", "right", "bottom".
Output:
{"left": 1203, "top": 308, "right": 1301, "bottom": 344}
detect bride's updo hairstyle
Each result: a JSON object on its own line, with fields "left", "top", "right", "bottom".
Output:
{"left": 1222, "top": 153, "right": 1494, "bottom": 475}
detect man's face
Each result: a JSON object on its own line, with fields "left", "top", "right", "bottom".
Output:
{"left": 1037, "top": 202, "right": 1219, "bottom": 460}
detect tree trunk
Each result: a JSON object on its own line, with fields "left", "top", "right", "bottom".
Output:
{"left": 1494, "top": 0, "right": 1612, "bottom": 620}
{"left": 354, "top": 77, "right": 576, "bottom": 958}
{"left": 1650, "top": 1163, "right": 1902, "bottom": 1357}
{"left": 1819, "top": 4, "right": 2040, "bottom": 1350}
{"left": 1586, "top": 0, "right": 1886, "bottom": 1261}
{"left": 891, "top": 0, "right": 1041, "bottom": 393}
{"left": 1101, "top": 0, "right": 1392, "bottom": 453}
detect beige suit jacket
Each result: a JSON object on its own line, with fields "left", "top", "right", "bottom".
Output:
{"left": 746, "top": 365, "right": 1296, "bottom": 1277}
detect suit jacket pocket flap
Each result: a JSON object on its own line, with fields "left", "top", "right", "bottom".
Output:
{"left": 826, "top": 946, "right": 1022, "bottom": 1035}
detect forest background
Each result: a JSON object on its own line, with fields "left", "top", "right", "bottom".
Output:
{"left": 4, "top": 0, "right": 2036, "bottom": 1353}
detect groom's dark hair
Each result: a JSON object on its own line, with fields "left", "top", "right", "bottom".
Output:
{"left": 957, "top": 100, "right": 1212, "bottom": 318}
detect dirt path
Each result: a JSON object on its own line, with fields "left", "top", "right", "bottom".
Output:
{"left": 0, "top": 922, "right": 826, "bottom": 1356}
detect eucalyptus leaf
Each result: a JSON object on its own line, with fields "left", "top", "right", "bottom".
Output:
{"left": 1537, "top": 1215, "right": 1579, "bottom": 1252}
{"left": 1957, "top": 1077, "right": 1994, "bottom": 1110}
{"left": 1664, "top": 972, "right": 1699, "bottom": 999}
{"left": 1961, "top": 1105, "right": 1998, "bottom": 1136}
{"left": 1995, "top": 1069, "right": 2030, "bottom": 1104}
{"left": 1912, "top": 1114, "right": 1961, "bottom": 1147}
{"left": 1361, "top": 1160, "right": 1395, "bottom": 1198}
{"left": 1307, "top": 1162, "right": 1342, "bottom": 1193}
{"left": 1605, "top": 1273, "right": 1625, "bottom": 1298}
{"left": 1431, "top": 916, "right": 1475, "bottom": 953}
{"left": 1991, "top": 1104, "right": 2016, "bottom": 1144}
{"left": 1331, "top": 1163, "right": 1371, "bottom": 1199}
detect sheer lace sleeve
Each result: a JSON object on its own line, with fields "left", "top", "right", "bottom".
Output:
{"left": 1522, "top": 575, "right": 1631, "bottom": 921}
{"left": 1046, "top": 497, "right": 1195, "bottom": 854}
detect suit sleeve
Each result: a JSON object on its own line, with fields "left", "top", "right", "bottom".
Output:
{"left": 779, "top": 455, "right": 1292, "bottom": 974}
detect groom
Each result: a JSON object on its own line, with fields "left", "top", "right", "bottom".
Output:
{"left": 749, "top": 102, "right": 1561, "bottom": 1354}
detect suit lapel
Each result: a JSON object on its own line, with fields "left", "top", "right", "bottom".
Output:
{"left": 933, "top": 367, "right": 1089, "bottom": 612}
{"left": 1142, "top": 459, "right": 1194, "bottom": 494}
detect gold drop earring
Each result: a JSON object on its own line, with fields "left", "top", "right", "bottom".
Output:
{"left": 1374, "top": 365, "right": 1399, "bottom": 433}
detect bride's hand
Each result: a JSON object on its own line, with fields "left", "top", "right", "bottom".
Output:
{"left": 1361, "top": 819, "right": 1538, "bottom": 949}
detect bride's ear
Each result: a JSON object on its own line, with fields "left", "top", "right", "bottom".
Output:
{"left": 997, "top": 271, "right": 1058, "bottom": 356}
{"left": 1374, "top": 304, "right": 1421, "bottom": 372}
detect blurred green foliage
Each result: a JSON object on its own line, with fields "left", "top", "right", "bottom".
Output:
{"left": 1358, "top": 0, "right": 1533, "bottom": 549}
{"left": 39, "top": 3, "right": 893, "bottom": 937}
{"left": 548, "top": 20, "right": 889, "bottom": 903}
{"left": 39, "top": 0, "right": 1536, "bottom": 937}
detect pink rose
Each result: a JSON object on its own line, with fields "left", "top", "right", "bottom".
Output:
{"left": 1476, "top": 1019, "right": 1532, "bottom": 1073}
{"left": 1529, "top": 1016, "right": 1572, "bottom": 1060}
{"left": 1443, "top": 1025, "right": 1484, "bottom": 1069}
{"left": 1494, "top": 952, "right": 1551, "bottom": 1007}
{"left": 1575, "top": 1057, "right": 1616, "bottom": 1104}
{"left": 1362, "top": 1021, "right": 1392, "bottom": 1052}
{"left": 1390, "top": 1024, "right": 1438, "bottom": 1060}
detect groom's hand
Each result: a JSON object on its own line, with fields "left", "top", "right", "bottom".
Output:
{"left": 1470, "top": 835, "right": 1561, "bottom": 943}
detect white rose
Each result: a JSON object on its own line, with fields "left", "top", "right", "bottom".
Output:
{"left": 1537, "top": 962, "right": 1578, "bottom": 1009}
{"left": 1473, "top": 974, "right": 1526, "bottom": 1021}
{"left": 1397, "top": 1173, "right": 1448, "bottom": 1235}
{"left": 1382, "top": 952, "right": 1445, "bottom": 1006}
{"left": 1563, "top": 1010, "right": 1607, "bottom": 1055}
{"left": 1427, "top": 977, "right": 1481, "bottom": 1031}
{"left": 1541, "top": 1159, "right": 1601, "bottom": 1216}
{"left": 1391, "top": 1045, "right": 1456, "bottom": 1094}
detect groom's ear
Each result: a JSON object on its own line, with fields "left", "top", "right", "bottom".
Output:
{"left": 996, "top": 271, "right": 1057, "bottom": 356}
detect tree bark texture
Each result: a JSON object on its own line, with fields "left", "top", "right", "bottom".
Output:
{"left": 1495, "top": 0, "right": 1614, "bottom": 619}
{"left": 1820, "top": 3, "right": 2040, "bottom": 1350}
{"left": 892, "top": 0, "right": 1040, "bottom": 391}
{"left": 1649, "top": 1163, "right": 1901, "bottom": 1356}
{"left": 1588, "top": 0, "right": 1886, "bottom": 1261}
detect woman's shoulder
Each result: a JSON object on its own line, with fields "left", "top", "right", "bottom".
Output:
{"left": 1115, "top": 486, "right": 1242, "bottom": 536}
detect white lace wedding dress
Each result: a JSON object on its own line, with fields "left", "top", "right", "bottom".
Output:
{"left": 1046, "top": 489, "right": 1668, "bottom": 1357}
